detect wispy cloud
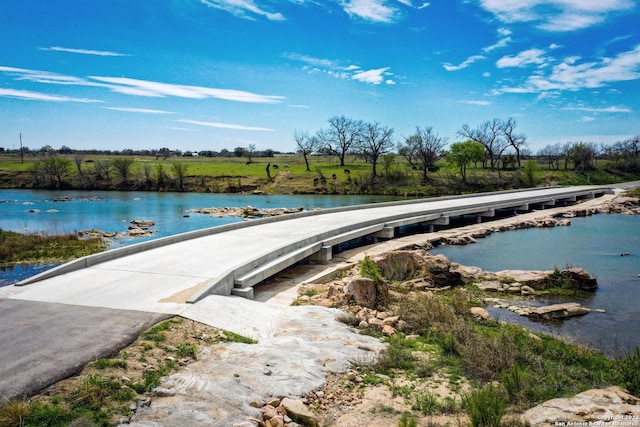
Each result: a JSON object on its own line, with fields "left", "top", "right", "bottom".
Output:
{"left": 443, "top": 55, "right": 486, "bottom": 71}
{"left": 177, "top": 119, "right": 275, "bottom": 131}
{"left": 478, "top": 0, "right": 636, "bottom": 32}
{"left": 90, "top": 76, "right": 285, "bottom": 103}
{"left": 483, "top": 28, "right": 512, "bottom": 52}
{"left": 340, "top": 0, "right": 402, "bottom": 23}
{"left": 495, "top": 44, "right": 640, "bottom": 94}
{"left": 563, "top": 106, "right": 632, "bottom": 113}
{"left": 0, "top": 88, "right": 102, "bottom": 103}
{"left": 200, "top": 0, "right": 285, "bottom": 21}
{"left": 496, "top": 48, "right": 549, "bottom": 68}
{"left": 103, "top": 107, "right": 174, "bottom": 114}
{"left": 285, "top": 53, "right": 396, "bottom": 84}
{"left": 39, "top": 46, "right": 130, "bottom": 56}
{"left": 0, "top": 66, "right": 285, "bottom": 104}
{"left": 458, "top": 100, "right": 492, "bottom": 106}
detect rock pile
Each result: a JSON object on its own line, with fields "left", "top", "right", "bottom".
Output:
{"left": 189, "top": 206, "right": 304, "bottom": 218}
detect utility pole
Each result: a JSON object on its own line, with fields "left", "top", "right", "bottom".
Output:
{"left": 19, "top": 133, "right": 24, "bottom": 164}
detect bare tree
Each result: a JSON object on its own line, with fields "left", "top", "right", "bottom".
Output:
{"left": 360, "top": 121, "right": 394, "bottom": 179}
{"left": 294, "top": 130, "right": 319, "bottom": 172}
{"left": 171, "top": 162, "right": 189, "bottom": 191}
{"left": 401, "top": 126, "right": 447, "bottom": 183}
{"left": 113, "top": 157, "right": 135, "bottom": 189}
{"left": 537, "top": 143, "right": 563, "bottom": 170}
{"left": 501, "top": 117, "right": 526, "bottom": 168}
{"left": 458, "top": 119, "right": 508, "bottom": 172}
{"left": 316, "top": 115, "right": 364, "bottom": 166}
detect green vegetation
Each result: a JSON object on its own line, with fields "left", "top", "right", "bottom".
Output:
{"left": 1, "top": 125, "right": 639, "bottom": 195}
{"left": 0, "top": 229, "right": 106, "bottom": 267}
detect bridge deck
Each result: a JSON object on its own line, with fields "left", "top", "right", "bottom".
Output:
{"left": 7, "top": 186, "right": 609, "bottom": 312}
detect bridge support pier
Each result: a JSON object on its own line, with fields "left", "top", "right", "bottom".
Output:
{"left": 372, "top": 226, "right": 395, "bottom": 241}
{"left": 309, "top": 246, "right": 333, "bottom": 264}
{"left": 476, "top": 209, "right": 495, "bottom": 223}
{"left": 428, "top": 216, "right": 449, "bottom": 232}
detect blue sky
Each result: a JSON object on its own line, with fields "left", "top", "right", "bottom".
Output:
{"left": 1, "top": 0, "right": 639, "bottom": 153}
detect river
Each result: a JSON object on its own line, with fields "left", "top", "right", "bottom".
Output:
{"left": 430, "top": 214, "right": 640, "bottom": 357}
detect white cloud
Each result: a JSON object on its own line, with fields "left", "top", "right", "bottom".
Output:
{"left": 0, "top": 88, "right": 101, "bottom": 103}
{"left": 340, "top": 0, "right": 401, "bottom": 23}
{"left": 177, "top": 119, "right": 275, "bottom": 131}
{"left": 495, "top": 44, "right": 640, "bottom": 93}
{"left": 459, "top": 100, "right": 492, "bottom": 106}
{"left": 578, "top": 116, "right": 596, "bottom": 122}
{"left": 40, "top": 46, "right": 129, "bottom": 56}
{"left": 103, "top": 107, "right": 174, "bottom": 114}
{"left": 443, "top": 55, "right": 486, "bottom": 71}
{"left": 417, "top": 2, "right": 431, "bottom": 9}
{"left": 351, "top": 67, "right": 394, "bottom": 84}
{"left": 496, "top": 48, "right": 549, "bottom": 68}
{"left": 563, "top": 106, "right": 632, "bottom": 113}
{"left": 478, "top": 0, "right": 635, "bottom": 32}
{"left": 200, "top": 0, "right": 285, "bottom": 21}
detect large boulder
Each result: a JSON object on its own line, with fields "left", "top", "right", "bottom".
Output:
{"left": 347, "top": 277, "right": 378, "bottom": 308}
{"left": 562, "top": 267, "right": 598, "bottom": 291}
{"left": 522, "top": 386, "right": 640, "bottom": 427}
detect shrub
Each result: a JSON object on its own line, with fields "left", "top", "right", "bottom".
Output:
{"left": 176, "top": 342, "right": 197, "bottom": 359}
{"left": 618, "top": 347, "right": 640, "bottom": 397}
{"left": 412, "top": 391, "right": 438, "bottom": 415}
{"left": 398, "top": 411, "right": 417, "bottom": 427}
{"left": 463, "top": 384, "right": 506, "bottom": 427}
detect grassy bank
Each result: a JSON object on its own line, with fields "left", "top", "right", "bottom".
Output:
{"left": 0, "top": 229, "right": 107, "bottom": 267}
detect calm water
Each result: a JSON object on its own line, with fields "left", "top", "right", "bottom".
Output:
{"left": 430, "top": 214, "right": 640, "bottom": 356}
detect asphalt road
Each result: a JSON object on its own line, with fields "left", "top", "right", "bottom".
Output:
{"left": 0, "top": 299, "right": 169, "bottom": 401}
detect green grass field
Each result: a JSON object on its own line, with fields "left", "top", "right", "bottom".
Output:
{"left": 1, "top": 151, "right": 638, "bottom": 195}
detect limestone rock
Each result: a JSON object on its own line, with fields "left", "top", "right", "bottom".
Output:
{"left": 347, "top": 277, "right": 378, "bottom": 308}
{"left": 528, "top": 302, "right": 591, "bottom": 320}
{"left": 562, "top": 267, "right": 598, "bottom": 291}
{"left": 470, "top": 307, "right": 490, "bottom": 320}
{"left": 280, "top": 398, "right": 319, "bottom": 427}
{"left": 522, "top": 386, "right": 640, "bottom": 427}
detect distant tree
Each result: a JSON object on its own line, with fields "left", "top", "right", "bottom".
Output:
{"left": 401, "top": 126, "right": 447, "bottom": 183}
{"left": 501, "top": 117, "right": 526, "bottom": 168}
{"left": 171, "top": 162, "right": 189, "bottom": 191}
{"left": 537, "top": 143, "right": 563, "bottom": 170}
{"left": 233, "top": 146, "right": 247, "bottom": 158}
{"left": 112, "top": 157, "right": 135, "bottom": 189}
{"left": 246, "top": 144, "right": 256, "bottom": 163}
{"left": 446, "top": 140, "right": 485, "bottom": 182}
{"left": 58, "top": 145, "right": 73, "bottom": 155}
{"left": 360, "top": 121, "right": 394, "bottom": 179}
{"left": 458, "top": 119, "right": 508, "bottom": 172}
{"left": 567, "top": 142, "right": 598, "bottom": 172}
{"left": 294, "top": 130, "right": 320, "bottom": 172}
{"left": 521, "top": 159, "right": 537, "bottom": 187}
{"left": 40, "top": 156, "right": 71, "bottom": 188}
{"left": 316, "top": 115, "right": 364, "bottom": 166}
{"left": 93, "top": 159, "right": 112, "bottom": 184}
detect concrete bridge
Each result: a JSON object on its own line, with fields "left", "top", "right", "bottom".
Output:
{"left": 15, "top": 185, "right": 611, "bottom": 305}
{"left": 0, "top": 184, "right": 631, "bottom": 401}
